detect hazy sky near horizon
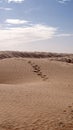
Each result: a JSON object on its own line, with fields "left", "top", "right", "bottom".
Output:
{"left": 0, "top": 0, "right": 73, "bottom": 53}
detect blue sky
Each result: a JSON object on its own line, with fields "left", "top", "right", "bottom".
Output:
{"left": 0, "top": 0, "right": 73, "bottom": 53}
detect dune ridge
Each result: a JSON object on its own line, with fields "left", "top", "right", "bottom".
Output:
{"left": 0, "top": 51, "right": 73, "bottom": 63}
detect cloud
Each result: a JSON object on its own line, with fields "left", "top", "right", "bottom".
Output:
{"left": 0, "top": 23, "right": 73, "bottom": 51}
{"left": 5, "top": 19, "right": 29, "bottom": 25}
{"left": 56, "top": 33, "right": 73, "bottom": 37}
{"left": 0, "top": 7, "right": 12, "bottom": 11}
{"left": 7, "top": 0, "right": 24, "bottom": 3}
{"left": 57, "top": 0, "right": 71, "bottom": 4}
{"left": 0, "top": 24, "right": 57, "bottom": 46}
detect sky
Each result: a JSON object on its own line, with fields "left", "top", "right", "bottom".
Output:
{"left": 0, "top": 0, "right": 73, "bottom": 53}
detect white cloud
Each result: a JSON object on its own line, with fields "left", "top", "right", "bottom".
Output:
{"left": 0, "top": 7, "right": 12, "bottom": 11}
{"left": 0, "top": 24, "right": 57, "bottom": 47}
{"left": 57, "top": 0, "right": 71, "bottom": 4}
{"left": 0, "top": 23, "right": 73, "bottom": 51}
{"left": 56, "top": 33, "right": 73, "bottom": 37}
{"left": 7, "top": 0, "right": 24, "bottom": 3}
{"left": 5, "top": 19, "right": 29, "bottom": 25}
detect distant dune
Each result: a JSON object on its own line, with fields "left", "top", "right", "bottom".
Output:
{"left": 0, "top": 51, "right": 73, "bottom": 63}
{"left": 0, "top": 51, "right": 73, "bottom": 130}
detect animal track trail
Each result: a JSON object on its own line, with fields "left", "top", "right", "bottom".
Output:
{"left": 28, "top": 61, "right": 48, "bottom": 81}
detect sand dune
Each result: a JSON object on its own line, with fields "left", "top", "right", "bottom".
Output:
{"left": 0, "top": 51, "right": 73, "bottom": 63}
{"left": 0, "top": 51, "right": 73, "bottom": 130}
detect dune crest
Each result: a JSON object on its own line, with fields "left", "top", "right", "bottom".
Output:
{"left": 0, "top": 51, "right": 73, "bottom": 64}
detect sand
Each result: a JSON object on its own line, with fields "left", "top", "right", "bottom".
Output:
{"left": 0, "top": 52, "right": 73, "bottom": 130}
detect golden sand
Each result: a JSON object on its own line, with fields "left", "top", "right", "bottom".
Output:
{"left": 0, "top": 52, "right": 73, "bottom": 130}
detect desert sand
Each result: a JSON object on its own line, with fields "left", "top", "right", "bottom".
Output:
{"left": 0, "top": 51, "right": 73, "bottom": 130}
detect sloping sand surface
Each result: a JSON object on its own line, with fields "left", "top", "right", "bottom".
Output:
{"left": 0, "top": 52, "right": 73, "bottom": 130}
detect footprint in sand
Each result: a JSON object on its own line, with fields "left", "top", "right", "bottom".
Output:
{"left": 28, "top": 61, "right": 48, "bottom": 81}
